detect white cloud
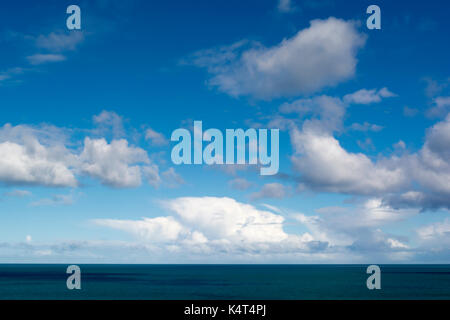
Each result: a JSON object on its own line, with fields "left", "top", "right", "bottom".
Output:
{"left": 277, "top": 0, "right": 296, "bottom": 13}
{"left": 79, "top": 137, "right": 151, "bottom": 188}
{"left": 293, "top": 198, "right": 416, "bottom": 257}
{"left": 92, "top": 110, "right": 125, "bottom": 138}
{"left": 94, "top": 197, "right": 329, "bottom": 259}
{"left": 427, "top": 96, "right": 450, "bottom": 118}
{"left": 143, "top": 164, "right": 161, "bottom": 188}
{"left": 415, "top": 219, "right": 450, "bottom": 260}
{"left": 145, "top": 128, "right": 168, "bottom": 146}
{"left": 163, "top": 197, "right": 289, "bottom": 243}
{"left": 0, "top": 137, "right": 77, "bottom": 187}
{"left": 229, "top": 178, "right": 252, "bottom": 190}
{"left": 89, "top": 196, "right": 424, "bottom": 262}
{"left": 94, "top": 216, "right": 186, "bottom": 242}
{"left": 0, "top": 117, "right": 174, "bottom": 189}
{"left": 387, "top": 238, "right": 409, "bottom": 249}
{"left": 36, "top": 31, "right": 84, "bottom": 52}
{"left": 417, "top": 219, "right": 450, "bottom": 242}
{"left": 189, "top": 18, "right": 366, "bottom": 99}
{"left": 279, "top": 95, "right": 346, "bottom": 132}
{"left": 289, "top": 104, "right": 450, "bottom": 209}
{"left": 4, "top": 189, "right": 31, "bottom": 197}
{"left": 343, "top": 87, "right": 396, "bottom": 104}
{"left": 161, "top": 167, "right": 184, "bottom": 188}
{"left": 350, "top": 122, "right": 383, "bottom": 132}
{"left": 250, "top": 183, "right": 288, "bottom": 200}
{"left": 27, "top": 54, "right": 66, "bottom": 65}
{"left": 290, "top": 124, "right": 408, "bottom": 195}
{"left": 31, "top": 193, "right": 76, "bottom": 207}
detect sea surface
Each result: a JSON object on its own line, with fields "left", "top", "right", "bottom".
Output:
{"left": 0, "top": 264, "right": 449, "bottom": 300}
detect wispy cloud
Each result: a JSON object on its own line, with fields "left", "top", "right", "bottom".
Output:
{"left": 36, "top": 31, "right": 84, "bottom": 52}
{"left": 186, "top": 18, "right": 366, "bottom": 99}
{"left": 26, "top": 54, "right": 66, "bottom": 65}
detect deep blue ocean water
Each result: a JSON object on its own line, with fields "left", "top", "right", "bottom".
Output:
{"left": 0, "top": 264, "right": 449, "bottom": 300}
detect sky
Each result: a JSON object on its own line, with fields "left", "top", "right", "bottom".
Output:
{"left": 0, "top": 0, "right": 449, "bottom": 263}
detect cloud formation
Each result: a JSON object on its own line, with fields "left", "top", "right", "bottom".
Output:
{"left": 188, "top": 18, "right": 366, "bottom": 99}
{"left": 90, "top": 196, "right": 444, "bottom": 263}
{"left": 0, "top": 112, "right": 181, "bottom": 189}
{"left": 0, "top": 124, "right": 77, "bottom": 187}
{"left": 289, "top": 105, "right": 450, "bottom": 209}
{"left": 36, "top": 31, "right": 84, "bottom": 52}
{"left": 79, "top": 137, "right": 150, "bottom": 188}
{"left": 250, "top": 183, "right": 288, "bottom": 200}
{"left": 343, "top": 87, "right": 396, "bottom": 104}
{"left": 26, "top": 54, "right": 66, "bottom": 65}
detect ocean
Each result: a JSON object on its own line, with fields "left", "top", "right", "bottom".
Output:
{"left": 0, "top": 264, "right": 449, "bottom": 300}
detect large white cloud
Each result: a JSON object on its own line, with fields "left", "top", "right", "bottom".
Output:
{"left": 90, "top": 196, "right": 424, "bottom": 262}
{"left": 0, "top": 140, "right": 77, "bottom": 187}
{"left": 94, "top": 197, "right": 311, "bottom": 254}
{"left": 294, "top": 198, "right": 416, "bottom": 260}
{"left": 0, "top": 115, "right": 179, "bottom": 189}
{"left": 164, "top": 197, "right": 289, "bottom": 243}
{"left": 189, "top": 18, "right": 366, "bottom": 99}
{"left": 290, "top": 123, "right": 408, "bottom": 195}
{"left": 285, "top": 92, "right": 450, "bottom": 209}
{"left": 0, "top": 124, "right": 77, "bottom": 187}
{"left": 79, "top": 137, "right": 151, "bottom": 188}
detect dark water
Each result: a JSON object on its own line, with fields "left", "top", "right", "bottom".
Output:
{"left": 0, "top": 264, "right": 449, "bottom": 300}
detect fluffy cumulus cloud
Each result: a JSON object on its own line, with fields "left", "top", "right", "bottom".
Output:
{"left": 0, "top": 140, "right": 76, "bottom": 187}
{"left": 0, "top": 111, "right": 182, "bottom": 189}
{"left": 290, "top": 123, "right": 408, "bottom": 195}
{"left": 0, "top": 124, "right": 77, "bottom": 187}
{"left": 396, "top": 114, "right": 450, "bottom": 209}
{"left": 280, "top": 95, "right": 346, "bottom": 132}
{"left": 79, "top": 138, "right": 150, "bottom": 188}
{"left": 279, "top": 90, "right": 393, "bottom": 133}
{"left": 3, "top": 194, "right": 444, "bottom": 263}
{"left": 288, "top": 100, "right": 450, "bottom": 209}
{"left": 188, "top": 18, "right": 366, "bottom": 99}
{"left": 94, "top": 197, "right": 325, "bottom": 260}
{"left": 95, "top": 216, "right": 186, "bottom": 242}
{"left": 89, "top": 196, "right": 440, "bottom": 262}
{"left": 163, "top": 197, "right": 288, "bottom": 243}
{"left": 293, "top": 198, "right": 416, "bottom": 257}
{"left": 92, "top": 110, "right": 126, "bottom": 138}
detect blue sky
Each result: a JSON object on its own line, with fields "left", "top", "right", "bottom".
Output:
{"left": 0, "top": 0, "right": 449, "bottom": 263}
